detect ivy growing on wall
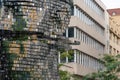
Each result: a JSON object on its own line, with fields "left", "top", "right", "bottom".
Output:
{"left": 2, "top": 40, "right": 19, "bottom": 70}
{"left": 12, "top": 16, "right": 27, "bottom": 31}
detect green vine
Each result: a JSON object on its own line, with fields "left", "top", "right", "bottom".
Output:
{"left": 10, "top": 35, "right": 28, "bottom": 41}
{"left": 12, "top": 16, "right": 27, "bottom": 31}
{"left": 3, "top": 40, "right": 29, "bottom": 79}
{"left": 3, "top": 41, "right": 19, "bottom": 69}
{"left": 10, "top": 70, "right": 31, "bottom": 80}
{"left": 19, "top": 42, "right": 24, "bottom": 54}
{"left": 2, "top": 40, "right": 10, "bottom": 52}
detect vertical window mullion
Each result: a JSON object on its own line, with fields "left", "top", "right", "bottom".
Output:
{"left": 74, "top": 6, "right": 77, "bottom": 16}
{"left": 74, "top": 50, "right": 77, "bottom": 63}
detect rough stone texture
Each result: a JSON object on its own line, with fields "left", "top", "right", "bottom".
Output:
{"left": 0, "top": 0, "right": 73, "bottom": 80}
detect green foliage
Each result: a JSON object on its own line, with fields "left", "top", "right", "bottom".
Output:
{"left": 59, "top": 64, "right": 80, "bottom": 80}
{"left": 58, "top": 63, "right": 64, "bottom": 68}
{"left": 59, "top": 49, "right": 65, "bottom": 53}
{"left": 10, "top": 35, "right": 28, "bottom": 41}
{"left": 19, "top": 42, "right": 25, "bottom": 54}
{"left": 3, "top": 40, "right": 29, "bottom": 79}
{"left": 8, "top": 34, "right": 28, "bottom": 54}
{"left": 3, "top": 41, "right": 19, "bottom": 68}
{"left": 12, "top": 16, "right": 27, "bottom": 31}
{"left": 7, "top": 53, "right": 18, "bottom": 63}
{"left": 72, "top": 75, "right": 81, "bottom": 80}
{"left": 83, "top": 54, "right": 120, "bottom": 80}
{"left": 2, "top": 40, "right": 10, "bottom": 52}
{"left": 7, "top": 53, "right": 19, "bottom": 70}
{"left": 68, "top": 50, "right": 74, "bottom": 61}
{"left": 59, "top": 49, "right": 80, "bottom": 80}
{"left": 10, "top": 71, "right": 31, "bottom": 79}
{"left": 60, "top": 50, "right": 74, "bottom": 59}
{"left": 59, "top": 70, "right": 71, "bottom": 80}
{"left": 3, "top": 40, "right": 9, "bottom": 47}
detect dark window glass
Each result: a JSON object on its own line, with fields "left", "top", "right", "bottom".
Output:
{"left": 0, "top": 0, "right": 2, "bottom": 8}
{"left": 68, "top": 27, "right": 74, "bottom": 37}
{"left": 71, "top": 6, "right": 74, "bottom": 15}
{"left": 63, "top": 30, "right": 66, "bottom": 37}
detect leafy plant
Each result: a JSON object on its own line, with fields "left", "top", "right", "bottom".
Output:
{"left": 19, "top": 42, "right": 25, "bottom": 54}
{"left": 83, "top": 54, "right": 120, "bottom": 80}
{"left": 59, "top": 70, "right": 71, "bottom": 80}
{"left": 60, "top": 50, "right": 74, "bottom": 59}
{"left": 59, "top": 64, "right": 71, "bottom": 80}
{"left": 12, "top": 16, "right": 27, "bottom": 31}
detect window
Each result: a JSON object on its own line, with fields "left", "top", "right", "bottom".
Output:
{"left": 59, "top": 50, "right": 75, "bottom": 63}
{"left": 75, "top": 50, "right": 104, "bottom": 70}
{"left": 68, "top": 27, "right": 74, "bottom": 37}
{"left": 76, "top": 28, "right": 79, "bottom": 39}
{"left": 68, "top": 52, "right": 74, "bottom": 62}
{"left": 84, "top": 0, "right": 104, "bottom": 18}
{"left": 68, "top": 27, "right": 104, "bottom": 52}
{"left": 76, "top": 51, "right": 79, "bottom": 63}
{"left": 112, "top": 12, "right": 116, "bottom": 16}
{"left": 74, "top": 6, "right": 104, "bottom": 35}
{"left": 63, "top": 30, "right": 66, "bottom": 37}
{"left": 79, "top": 52, "right": 82, "bottom": 64}
{"left": 60, "top": 57, "right": 66, "bottom": 63}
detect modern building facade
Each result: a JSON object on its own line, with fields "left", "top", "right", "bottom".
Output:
{"left": 0, "top": 0, "right": 73, "bottom": 80}
{"left": 59, "top": 0, "right": 108, "bottom": 79}
{"left": 107, "top": 8, "right": 120, "bottom": 55}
